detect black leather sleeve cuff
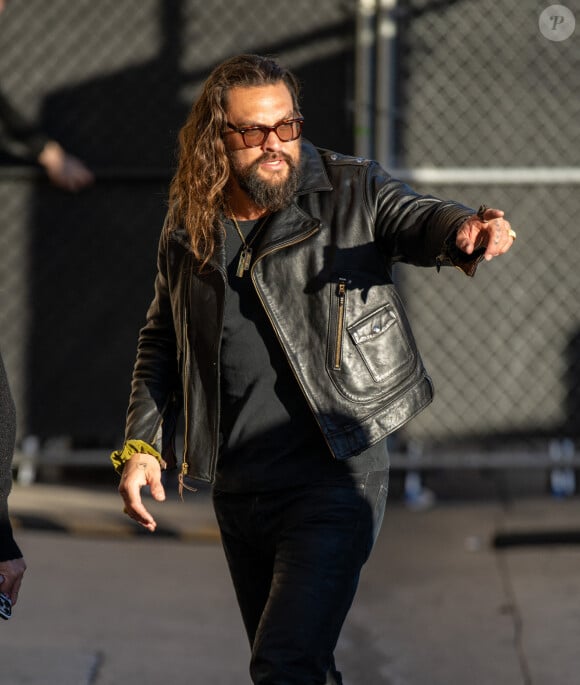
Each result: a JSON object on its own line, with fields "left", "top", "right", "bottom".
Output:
{"left": 435, "top": 213, "right": 486, "bottom": 277}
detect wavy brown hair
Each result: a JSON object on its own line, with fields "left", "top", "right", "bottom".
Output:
{"left": 167, "top": 54, "right": 301, "bottom": 269}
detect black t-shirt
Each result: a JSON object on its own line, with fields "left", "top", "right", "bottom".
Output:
{"left": 214, "top": 217, "right": 388, "bottom": 493}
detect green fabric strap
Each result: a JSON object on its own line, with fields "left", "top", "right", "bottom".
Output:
{"left": 110, "top": 439, "right": 164, "bottom": 475}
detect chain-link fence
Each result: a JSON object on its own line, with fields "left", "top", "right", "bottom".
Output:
{"left": 389, "top": 0, "right": 580, "bottom": 450}
{"left": 0, "top": 1, "right": 578, "bottom": 467}
{"left": 0, "top": 0, "right": 355, "bottom": 448}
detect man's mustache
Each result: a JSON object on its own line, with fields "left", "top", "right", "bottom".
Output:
{"left": 252, "top": 151, "right": 294, "bottom": 167}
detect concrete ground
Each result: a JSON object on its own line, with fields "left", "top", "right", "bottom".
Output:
{"left": 2, "top": 476, "right": 580, "bottom": 685}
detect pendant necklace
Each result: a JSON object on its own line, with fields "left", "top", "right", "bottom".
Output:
{"left": 229, "top": 212, "right": 269, "bottom": 277}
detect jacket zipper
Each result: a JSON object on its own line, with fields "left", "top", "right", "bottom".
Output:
{"left": 179, "top": 316, "right": 191, "bottom": 498}
{"left": 333, "top": 277, "right": 347, "bottom": 370}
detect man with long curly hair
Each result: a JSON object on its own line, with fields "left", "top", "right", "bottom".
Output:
{"left": 112, "top": 54, "right": 515, "bottom": 683}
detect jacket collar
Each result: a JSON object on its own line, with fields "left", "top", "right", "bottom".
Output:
{"left": 171, "top": 138, "right": 332, "bottom": 261}
{"left": 297, "top": 139, "right": 333, "bottom": 195}
{"left": 251, "top": 140, "right": 331, "bottom": 251}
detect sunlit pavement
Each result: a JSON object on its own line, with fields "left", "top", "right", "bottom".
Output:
{"left": 3, "top": 482, "right": 580, "bottom": 684}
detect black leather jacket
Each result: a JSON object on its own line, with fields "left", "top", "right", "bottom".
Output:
{"left": 124, "top": 140, "right": 479, "bottom": 484}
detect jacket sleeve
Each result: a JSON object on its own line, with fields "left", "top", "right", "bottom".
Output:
{"left": 0, "top": 88, "right": 49, "bottom": 161}
{"left": 123, "top": 224, "right": 181, "bottom": 468}
{"left": 368, "top": 162, "right": 483, "bottom": 276}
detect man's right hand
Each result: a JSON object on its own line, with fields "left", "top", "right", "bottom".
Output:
{"left": 118, "top": 453, "right": 166, "bottom": 532}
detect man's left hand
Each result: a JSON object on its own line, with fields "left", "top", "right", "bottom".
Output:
{"left": 456, "top": 207, "right": 516, "bottom": 262}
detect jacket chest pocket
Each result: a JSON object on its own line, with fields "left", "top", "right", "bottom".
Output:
{"left": 326, "top": 281, "right": 419, "bottom": 403}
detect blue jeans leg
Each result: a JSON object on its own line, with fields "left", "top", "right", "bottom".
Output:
{"left": 213, "top": 470, "right": 389, "bottom": 685}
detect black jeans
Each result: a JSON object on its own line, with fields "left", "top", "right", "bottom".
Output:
{"left": 212, "top": 470, "right": 389, "bottom": 684}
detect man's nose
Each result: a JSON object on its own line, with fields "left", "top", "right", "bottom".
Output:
{"left": 262, "top": 129, "right": 282, "bottom": 151}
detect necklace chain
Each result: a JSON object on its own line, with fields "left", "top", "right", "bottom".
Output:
{"left": 229, "top": 211, "right": 268, "bottom": 277}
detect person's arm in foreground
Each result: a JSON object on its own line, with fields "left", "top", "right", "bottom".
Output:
{"left": 0, "top": 489, "right": 26, "bottom": 604}
{"left": 0, "top": 355, "right": 26, "bottom": 606}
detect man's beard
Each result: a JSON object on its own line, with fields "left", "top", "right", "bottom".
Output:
{"left": 230, "top": 151, "right": 301, "bottom": 212}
